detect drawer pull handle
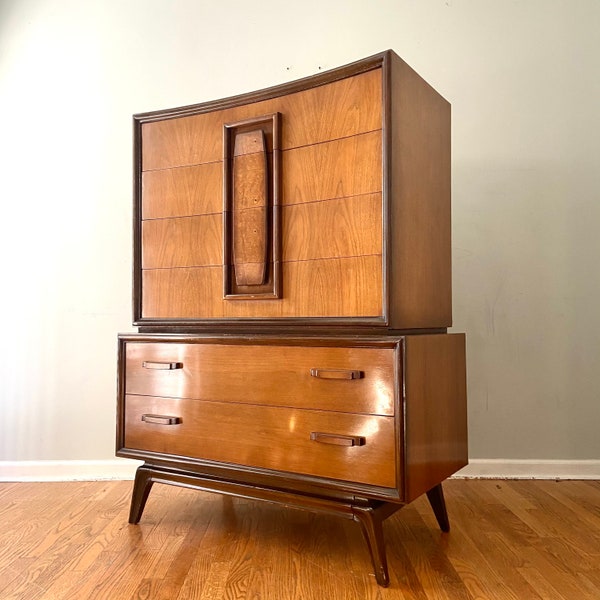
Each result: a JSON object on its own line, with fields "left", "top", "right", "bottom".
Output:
{"left": 310, "top": 432, "right": 366, "bottom": 447}
{"left": 310, "top": 368, "right": 363, "bottom": 380}
{"left": 142, "top": 361, "right": 183, "bottom": 370}
{"left": 141, "top": 414, "right": 181, "bottom": 425}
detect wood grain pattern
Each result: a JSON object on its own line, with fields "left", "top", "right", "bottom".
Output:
{"left": 282, "top": 131, "right": 381, "bottom": 205}
{"left": 404, "top": 333, "right": 468, "bottom": 502}
{"left": 125, "top": 342, "right": 395, "bottom": 415}
{"left": 388, "top": 53, "right": 452, "bottom": 329}
{"left": 141, "top": 193, "right": 382, "bottom": 271}
{"left": 2, "top": 480, "right": 600, "bottom": 598}
{"left": 124, "top": 395, "right": 396, "bottom": 487}
{"left": 141, "top": 68, "right": 381, "bottom": 171}
{"left": 141, "top": 213, "right": 222, "bottom": 269}
{"left": 141, "top": 254, "right": 382, "bottom": 319}
{"left": 282, "top": 194, "right": 382, "bottom": 261}
{"left": 232, "top": 130, "right": 268, "bottom": 286}
{"left": 142, "top": 161, "right": 222, "bottom": 219}
{"left": 135, "top": 52, "right": 454, "bottom": 329}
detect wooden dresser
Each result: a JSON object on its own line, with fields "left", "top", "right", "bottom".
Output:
{"left": 117, "top": 50, "right": 467, "bottom": 587}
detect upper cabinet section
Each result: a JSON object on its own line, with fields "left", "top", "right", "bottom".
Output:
{"left": 133, "top": 50, "right": 451, "bottom": 331}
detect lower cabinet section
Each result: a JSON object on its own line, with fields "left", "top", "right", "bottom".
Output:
{"left": 116, "top": 332, "right": 467, "bottom": 586}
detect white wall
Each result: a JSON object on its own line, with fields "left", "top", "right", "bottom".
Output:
{"left": 0, "top": 0, "right": 598, "bottom": 468}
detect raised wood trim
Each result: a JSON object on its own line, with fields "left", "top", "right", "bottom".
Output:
{"left": 223, "top": 113, "right": 281, "bottom": 299}
{"left": 133, "top": 51, "right": 387, "bottom": 124}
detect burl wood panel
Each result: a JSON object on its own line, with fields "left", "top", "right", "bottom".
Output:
{"left": 141, "top": 254, "right": 382, "bottom": 319}
{"left": 403, "top": 333, "right": 467, "bottom": 502}
{"left": 388, "top": 53, "right": 452, "bottom": 329}
{"left": 141, "top": 69, "right": 382, "bottom": 171}
{"left": 124, "top": 395, "right": 396, "bottom": 487}
{"left": 231, "top": 130, "right": 268, "bottom": 286}
{"left": 125, "top": 342, "right": 395, "bottom": 415}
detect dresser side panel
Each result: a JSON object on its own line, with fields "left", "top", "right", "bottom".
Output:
{"left": 403, "top": 333, "right": 467, "bottom": 502}
{"left": 388, "top": 54, "right": 452, "bottom": 329}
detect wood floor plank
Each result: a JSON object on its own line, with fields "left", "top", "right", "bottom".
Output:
{"left": 1, "top": 479, "right": 600, "bottom": 599}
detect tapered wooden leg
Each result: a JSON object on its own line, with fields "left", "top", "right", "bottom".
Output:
{"left": 352, "top": 502, "right": 401, "bottom": 587}
{"left": 128, "top": 464, "right": 154, "bottom": 524}
{"left": 426, "top": 483, "right": 450, "bottom": 532}
{"left": 352, "top": 505, "right": 389, "bottom": 587}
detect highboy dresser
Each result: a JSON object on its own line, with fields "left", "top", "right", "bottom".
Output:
{"left": 116, "top": 50, "right": 467, "bottom": 587}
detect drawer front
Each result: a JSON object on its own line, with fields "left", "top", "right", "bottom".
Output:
{"left": 141, "top": 193, "right": 382, "bottom": 270}
{"left": 123, "top": 395, "right": 396, "bottom": 488}
{"left": 141, "top": 68, "right": 382, "bottom": 171}
{"left": 125, "top": 342, "right": 395, "bottom": 416}
{"left": 142, "top": 255, "right": 382, "bottom": 320}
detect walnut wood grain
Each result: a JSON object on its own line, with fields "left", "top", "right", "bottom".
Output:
{"left": 142, "top": 193, "right": 381, "bottom": 272}
{"left": 141, "top": 161, "right": 222, "bottom": 219}
{"left": 141, "top": 69, "right": 381, "bottom": 171}
{"left": 403, "top": 333, "right": 467, "bottom": 502}
{"left": 387, "top": 52, "right": 452, "bottom": 329}
{"left": 141, "top": 255, "right": 382, "bottom": 319}
{"left": 124, "top": 395, "right": 396, "bottom": 488}
{"left": 282, "top": 131, "right": 381, "bottom": 205}
{"left": 282, "top": 193, "right": 382, "bottom": 262}
{"left": 134, "top": 52, "right": 453, "bottom": 329}
{"left": 125, "top": 342, "right": 395, "bottom": 416}
{"left": 141, "top": 213, "right": 222, "bottom": 269}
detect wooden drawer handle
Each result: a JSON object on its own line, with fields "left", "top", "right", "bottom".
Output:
{"left": 310, "top": 432, "right": 366, "bottom": 447}
{"left": 310, "top": 368, "right": 363, "bottom": 380}
{"left": 141, "top": 414, "right": 181, "bottom": 425}
{"left": 142, "top": 361, "right": 183, "bottom": 370}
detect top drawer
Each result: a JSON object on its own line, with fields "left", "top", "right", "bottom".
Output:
{"left": 141, "top": 69, "right": 381, "bottom": 172}
{"left": 124, "top": 341, "right": 397, "bottom": 416}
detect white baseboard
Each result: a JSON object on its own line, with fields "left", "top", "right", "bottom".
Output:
{"left": 454, "top": 459, "right": 600, "bottom": 480}
{"left": 0, "top": 459, "right": 143, "bottom": 482}
{"left": 1, "top": 459, "right": 598, "bottom": 483}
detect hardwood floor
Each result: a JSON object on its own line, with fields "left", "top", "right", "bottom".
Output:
{"left": 0, "top": 478, "right": 599, "bottom": 599}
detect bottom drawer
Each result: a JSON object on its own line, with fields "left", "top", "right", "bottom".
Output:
{"left": 124, "top": 395, "right": 397, "bottom": 488}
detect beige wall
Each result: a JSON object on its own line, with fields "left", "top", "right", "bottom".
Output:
{"left": 0, "top": 0, "right": 598, "bottom": 464}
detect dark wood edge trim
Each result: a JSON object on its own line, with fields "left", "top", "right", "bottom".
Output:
{"left": 135, "top": 325, "right": 448, "bottom": 336}
{"left": 116, "top": 452, "right": 401, "bottom": 503}
{"left": 400, "top": 337, "right": 408, "bottom": 502}
{"left": 133, "top": 118, "right": 143, "bottom": 324}
{"left": 381, "top": 49, "right": 392, "bottom": 328}
{"left": 272, "top": 113, "right": 282, "bottom": 297}
{"left": 118, "top": 332, "right": 407, "bottom": 347}
{"left": 395, "top": 342, "right": 405, "bottom": 502}
{"left": 132, "top": 51, "right": 392, "bottom": 124}
{"left": 134, "top": 316, "right": 388, "bottom": 327}
{"left": 139, "top": 466, "right": 358, "bottom": 518}
{"left": 115, "top": 337, "right": 127, "bottom": 455}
